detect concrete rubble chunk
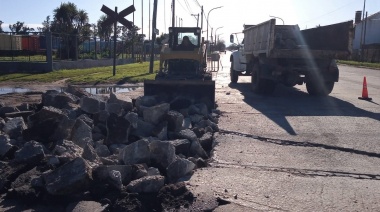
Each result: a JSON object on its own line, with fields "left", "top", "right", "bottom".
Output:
{"left": 143, "top": 103, "right": 170, "bottom": 125}
{"left": 0, "top": 134, "right": 16, "bottom": 159}
{"left": 66, "top": 201, "right": 108, "bottom": 212}
{"left": 166, "top": 158, "right": 195, "bottom": 183}
{"left": 109, "top": 144, "right": 127, "bottom": 155}
{"left": 43, "top": 157, "right": 92, "bottom": 195}
{"left": 108, "top": 170, "right": 123, "bottom": 190}
{"left": 119, "top": 139, "right": 150, "bottom": 165}
{"left": 14, "top": 140, "right": 45, "bottom": 163}
{"left": 135, "top": 95, "right": 157, "bottom": 109}
{"left": 166, "top": 110, "right": 184, "bottom": 132}
{"left": 130, "top": 118, "right": 155, "bottom": 138}
{"left": 199, "top": 132, "right": 213, "bottom": 152}
{"left": 82, "top": 143, "right": 100, "bottom": 162}
{"left": 147, "top": 167, "right": 160, "bottom": 176}
{"left": 195, "top": 119, "right": 219, "bottom": 132}
{"left": 190, "top": 114, "right": 204, "bottom": 125}
{"left": 178, "top": 129, "right": 208, "bottom": 159}
{"left": 71, "top": 118, "right": 93, "bottom": 148}
{"left": 93, "top": 110, "right": 110, "bottom": 124}
{"left": 127, "top": 175, "right": 165, "bottom": 193}
{"left": 124, "top": 112, "right": 138, "bottom": 128}
{"left": 132, "top": 164, "right": 148, "bottom": 180}
{"left": 53, "top": 140, "right": 83, "bottom": 163}
{"left": 189, "top": 103, "right": 208, "bottom": 116}
{"left": 92, "top": 165, "right": 133, "bottom": 185}
{"left": 80, "top": 96, "right": 104, "bottom": 114}
{"left": 149, "top": 140, "right": 176, "bottom": 169}
{"left": 42, "top": 90, "right": 79, "bottom": 109}
{"left": 178, "top": 129, "right": 198, "bottom": 143}
{"left": 3, "top": 117, "right": 27, "bottom": 139}
{"left": 152, "top": 121, "right": 168, "bottom": 141}
{"left": 182, "top": 118, "right": 192, "bottom": 129}
{"left": 106, "top": 113, "right": 131, "bottom": 145}
{"left": 109, "top": 92, "right": 133, "bottom": 112}
{"left": 77, "top": 114, "right": 94, "bottom": 128}
{"left": 168, "top": 139, "right": 191, "bottom": 156}
{"left": 0, "top": 106, "right": 20, "bottom": 118}
{"left": 106, "top": 103, "right": 124, "bottom": 116}
{"left": 24, "top": 106, "right": 73, "bottom": 144}
{"left": 66, "top": 84, "right": 90, "bottom": 98}
{"left": 95, "top": 144, "right": 111, "bottom": 157}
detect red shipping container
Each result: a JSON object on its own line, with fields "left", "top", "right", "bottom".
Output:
{"left": 22, "top": 35, "right": 40, "bottom": 52}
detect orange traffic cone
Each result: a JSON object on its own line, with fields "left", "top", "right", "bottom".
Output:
{"left": 358, "top": 76, "right": 372, "bottom": 101}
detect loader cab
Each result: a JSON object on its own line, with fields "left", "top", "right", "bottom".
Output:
{"left": 169, "top": 27, "right": 201, "bottom": 51}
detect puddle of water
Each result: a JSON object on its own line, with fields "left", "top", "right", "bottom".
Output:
{"left": 0, "top": 87, "right": 31, "bottom": 95}
{"left": 0, "top": 86, "right": 142, "bottom": 95}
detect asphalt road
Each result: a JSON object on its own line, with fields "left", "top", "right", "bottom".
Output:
{"left": 189, "top": 52, "right": 380, "bottom": 211}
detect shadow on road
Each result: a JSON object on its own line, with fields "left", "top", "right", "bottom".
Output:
{"left": 228, "top": 82, "right": 380, "bottom": 135}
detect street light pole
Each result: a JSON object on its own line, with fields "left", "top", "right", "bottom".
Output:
{"left": 214, "top": 26, "right": 223, "bottom": 46}
{"left": 206, "top": 6, "right": 223, "bottom": 43}
{"left": 269, "top": 15, "right": 284, "bottom": 25}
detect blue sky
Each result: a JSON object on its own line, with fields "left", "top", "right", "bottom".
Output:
{"left": 1, "top": 0, "right": 379, "bottom": 43}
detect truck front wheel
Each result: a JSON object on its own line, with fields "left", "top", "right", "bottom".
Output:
{"left": 306, "top": 80, "right": 335, "bottom": 96}
{"left": 230, "top": 61, "right": 239, "bottom": 83}
{"left": 251, "top": 63, "right": 275, "bottom": 94}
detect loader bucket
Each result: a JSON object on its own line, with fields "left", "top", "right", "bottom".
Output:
{"left": 144, "top": 80, "right": 215, "bottom": 110}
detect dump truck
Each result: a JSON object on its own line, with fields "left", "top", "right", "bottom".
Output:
{"left": 230, "top": 19, "right": 353, "bottom": 95}
{"left": 144, "top": 27, "right": 215, "bottom": 109}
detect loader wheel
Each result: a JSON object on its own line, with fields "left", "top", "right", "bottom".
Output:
{"left": 306, "top": 80, "right": 334, "bottom": 96}
{"left": 230, "top": 61, "right": 239, "bottom": 83}
{"left": 251, "top": 63, "right": 275, "bottom": 95}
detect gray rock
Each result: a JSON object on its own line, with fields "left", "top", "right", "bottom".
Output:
{"left": 0, "top": 106, "right": 19, "bottom": 118}
{"left": 82, "top": 143, "right": 99, "bottom": 162}
{"left": 212, "top": 109, "right": 221, "bottom": 115}
{"left": 199, "top": 132, "right": 213, "bottom": 151}
{"left": 77, "top": 114, "right": 94, "bottom": 128}
{"left": 106, "top": 113, "right": 130, "bottom": 145}
{"left": 43, "top": 157, "right": 92, "bottom": 195}
{"left": 108, "top": 170, "right": 123, "bottom": 190}
{"left": 182, "top": 118, "right": 192, "bottom": 129}
{"left": 152, "top": 121, "right": 168, "bottom": 141}
{"left": 66, "top": 84, "right": 90, "bottom": 98}
{"left": 195, "top": 119, "right": 219, "bottom": 132}
{"left": 208, "top": 113, "right": 219, "bottom": 124}
{"left": 80, "top": 96, "right": 104, "bottom": 114}
{"left": 109, "top": 92, "right": 133, "bottom": 112}
{"left": 106, "top": 103, "right": 124, "bottom": 116}
{"left": 124, "top": 112, "right": 138, "bottom": 128}
{"left": 47, "top": 155, "right": 60, "bottom": 166}
{"left": 166, "top": 158, "right": 195, "bottom": 183}
{"left": 16, "top": 103, "right": 30, "bottom": 111}
{"left": 14, "top": 141, "right": 45, "bottom": 163}
{"left": 71, "top": 119, "right": 93, "bottom": 148}
{"left": 168, "top": 139, "right": 191, "bottom": 156}
{"left": 143, "top": 103, "right": 170, "bottom": 125}
{"left": 42, "top": 90, "right": 79, "bottom": 109}
{"left": 190, "top": 114, "right": 204, "bottom": 125}
{"left": 95, "top": 144, "right": 111, "bottom": 157}
{"left": 66, "top": 201, "right": 108, "bottom": 212}
{"left": 132, "top": 164, "right": 148, "bottom": 180}
{"left": 24, "top": 106, "right": 74, "bottom": 144}
{"left": 166, "top": 110, "right": 184, "bottom": 132}
{"left": 178, "top": 129, "right": 208, "bottom": 159}
{"left": 92, "top": 165, "right": 133, "bottom": 185}
{"left": 189, "top": 103, "right": 208, "bottom": 116}
{"left": 127, "top": 175, "right": 165, "bottom": 193}
{"left": 0, "top": 134, "right": 16, "bottom": 159}
{"left": 130, "top": 118, "right": 155, "bottom": 138}
{"left": 93, "top": 110, "right": 110, "bottom": 124}
{"left": 119, "top": 139, "right": 150, "bottom": 165}
{"left": 149, "top": 140, "right": 176, "bottom": 169}
{"left": 3, "top": 117, "right": 27, "bottom": 139}
{"left": 147, "top": 167, "right": 160, "bottom": 176}
{"left": 135, "top": 96, "right": 157, "bottom": 108}
{"left": 109, "top": 144, "right": 127, "bottom": 155}
{"left": 9, "top": 167, "right": 42, "bottom": 202}
{"left": 53, "top": 140, "right": 83, "bottom": 163}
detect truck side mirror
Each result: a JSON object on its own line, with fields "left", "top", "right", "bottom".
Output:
{"left": 230, "top": 34, "right": 234, "bottom": 43}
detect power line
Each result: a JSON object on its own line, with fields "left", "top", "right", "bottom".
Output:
{"left": 184, "top": 0, "right": 193, "bottom": 15}
{"left": 193, "top": 0, "right": 201, "bottom": 8}
{"left": 300, "top": 0, "right": 357, "bottom": 25}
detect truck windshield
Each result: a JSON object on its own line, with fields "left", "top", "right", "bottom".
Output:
{"left": 178, "top": 33, "right": 198, "bottom": 46}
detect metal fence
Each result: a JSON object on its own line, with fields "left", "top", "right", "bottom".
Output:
{"left": 0, "top": 32, "right": 161, "bottom": 62}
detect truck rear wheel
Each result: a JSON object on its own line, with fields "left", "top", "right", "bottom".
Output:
{"left": 306, "top": 80, "right": 334, "bottom": 96}
{"left": 251, "top": 63, "right": 275, "bottom": 94}
{"left": 230, "top": 61, "right": 239, "bottom": 83}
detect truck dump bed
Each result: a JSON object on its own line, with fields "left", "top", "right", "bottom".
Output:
{"left": 243, "top": 19, "right": 353, "bottom": 59}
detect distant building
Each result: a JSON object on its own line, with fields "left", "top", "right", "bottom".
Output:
{"left": 352, "top": 11, "right": 380, "bottom": 62}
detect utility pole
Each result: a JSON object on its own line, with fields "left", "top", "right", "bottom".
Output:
{"left": 360, "top": 0, "right": 366, "bottom": 61}
{"left": 132, "top": 0, "right": 135, "bottom": 60}
{"left": 142, "top": 0, "right": 144, "bottom": 37}
{"left": 149, "top": 0, "right": 158, "bottom": 73}
{"left": 172, "top": 0, "right": 175, "bottom": 27}
{"left": 149, "top": 0, "right": 151, "bottom": 40}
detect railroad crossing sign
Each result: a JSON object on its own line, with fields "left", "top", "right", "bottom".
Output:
{"left": 100, "top": 5, "right": 135, "bottom": 76}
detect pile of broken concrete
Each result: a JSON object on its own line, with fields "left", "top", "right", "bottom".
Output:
{"left": 0, "top": 85, "right": 220, "bottom": 211}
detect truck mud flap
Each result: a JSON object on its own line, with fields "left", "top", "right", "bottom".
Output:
{"left": 144, "top": 80, "right": 215, "bottom": 110}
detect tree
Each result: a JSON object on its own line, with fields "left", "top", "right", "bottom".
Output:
{"left": 9, "top": 21, "right": 35, "bottom": 34}
{"left": 49, "top": 2, "right": 91, "bottom": 59}
{"left": 216, "top": 40, "right": 226, "bottom": 51}
{"left": 37, "top": 16, "right": 51, "bottom": 32}
{"left": 0, "top": 20, "right": 3, "bottom": 33}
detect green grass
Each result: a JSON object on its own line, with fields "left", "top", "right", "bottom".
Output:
{"left": 0, "top": 61, "right": 159, "bottom": 85}
{"left": 0, "top": 55, "right": 47, "bottom": 62}
{"left": 337, "top": 60, "right": 380, "bottom": 69}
